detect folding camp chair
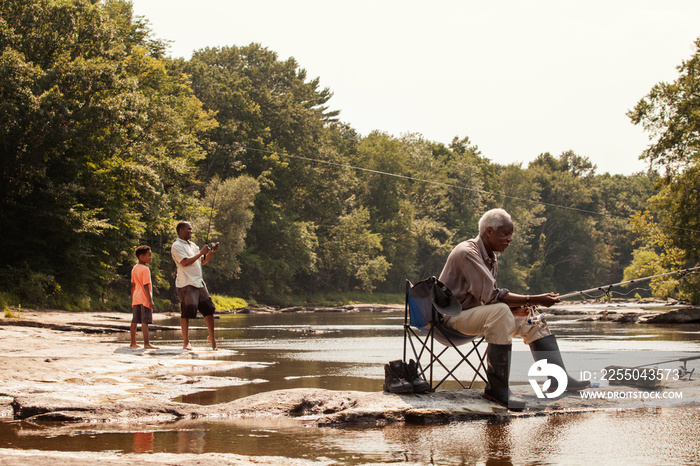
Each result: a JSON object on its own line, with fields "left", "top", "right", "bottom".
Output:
{"left": 403, "top": 277, "right": 488, "bottom": 390}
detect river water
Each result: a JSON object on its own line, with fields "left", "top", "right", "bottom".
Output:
{"left": 3, "top": 304, "right": 700, "bottom": 464}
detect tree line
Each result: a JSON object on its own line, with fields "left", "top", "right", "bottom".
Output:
{"left": 1, "top": 0, "right": 698, "bottom": 309}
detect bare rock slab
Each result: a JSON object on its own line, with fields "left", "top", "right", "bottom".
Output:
{"left": 643, "top": 307, "right": 700, "bottom": 323}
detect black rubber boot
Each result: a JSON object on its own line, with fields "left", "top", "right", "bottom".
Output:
{"left": 529, "top": 334, "right": 590, "bottom": 392}
{"left": 404, "top": 359, "right": 431, "bottom": 393}
{"left": 383, "top": 360, "right": 413, "bottom": 394}
{"left": 483, "top": 343, "right": 526, "bottom": 411}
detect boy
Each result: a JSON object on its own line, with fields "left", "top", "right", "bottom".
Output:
{"left": 130, "top": 245, "right": 159, "bottom": 349}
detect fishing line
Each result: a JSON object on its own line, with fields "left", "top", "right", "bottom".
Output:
{"left": 239, "top": 145, "right": 700, "bottom": 233}
{"left": 575, "top": 287, "right": 652, "bottom": 300}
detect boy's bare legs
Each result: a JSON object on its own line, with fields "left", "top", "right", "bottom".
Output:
{"left": 130, "top": 322, "right": 140, "bottom": 348}
{"left": 180, "top": 318, "right": 192, "bottom": 350}
{"left": 142, "top": 323, "right": 159, "bottom": 349}
{"left": 204, "top": 314, "right": 217, "bottom": 350}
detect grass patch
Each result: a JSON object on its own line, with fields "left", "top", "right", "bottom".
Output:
{"left": 212, "top": 294, "right": 248, "bottom": 311}
{"left": 3, "top": 305, "right": 21, "bottom": 319}
{"left": 0, "top": 292, "right": 20, "bottom": 309}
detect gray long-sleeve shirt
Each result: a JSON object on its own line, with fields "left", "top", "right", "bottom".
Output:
{"left": 438, "top": 236, "right": 509, "bottom": 310}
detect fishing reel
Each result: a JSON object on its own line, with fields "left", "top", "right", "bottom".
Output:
{"left": 678, "top": 360, "right": 696, "bottom": 381}
{"left": 526, "top": 305, "right": 547, "bottom": 328}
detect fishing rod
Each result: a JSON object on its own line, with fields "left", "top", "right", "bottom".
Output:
{"left": 633, "top": 354, "right": 700, "bottom": 369}
{"left": 204, "top": 181, "right": 219, "bottom": 251}
{"left": 621, "top": 355, "right": 699, "bottom": 381}
{"left": 558, "top": 266, "right": 700, "bottom": 300}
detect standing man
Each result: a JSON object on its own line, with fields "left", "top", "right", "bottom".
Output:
{"left": 171, "top": 221, "right": 219, "bottom": 350}
{"left": 439, "top": 208, "right": 589, "bottom": 410}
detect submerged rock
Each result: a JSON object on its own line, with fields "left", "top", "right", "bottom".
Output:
{"left": 613, "top": 313, "right": 640, "bottom": 323}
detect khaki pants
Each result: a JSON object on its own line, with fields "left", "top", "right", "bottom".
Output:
{"left": 442, "top": 303, "right": 550, "bottom": 345}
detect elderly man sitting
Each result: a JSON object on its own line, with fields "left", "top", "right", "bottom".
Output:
{"left": 439, "top": 208, "right": 589, "bottom": 410}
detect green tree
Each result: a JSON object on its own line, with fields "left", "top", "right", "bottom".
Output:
{"left": 627, "top": 36, "right": 700, "bottom": 301}
{"left": 0, "top": 0, "right": 214, "bottom": 306}
{"left": 592, "top": 172, "right": 657, "bottom": 286}
{"left": 351, "top": 132, "right": 419, "bottom": 291}
{"left": 443, "top": 136, "right": 487, "bottom": 238}
{"left": 401, "top": 135, "right": 485, "bottom": 280}
{"left": 194, "top": 176, "right": 260, "bottom": 292}
{"left": 184, "top": 44, "right": 347, "bottom": 300}
{"left": 322, "top": 207, "right": 390, "bottom": 292}
{"left": 527, "top": 152, "right": 609, "bottom": 294}
{"left": 493, "top": 163, "right": 545, "bottom": 292}
{"left": 627, "top": 38, "right": 700, "bottom": 172}
{"left": 0, "top": 0, "right": 662, "bottom": 307}
{"left": 624, "top": 211, "right": 694, "bottom": 300}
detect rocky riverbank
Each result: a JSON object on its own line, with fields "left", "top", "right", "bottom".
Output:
{"left": 542, "top": 300, "right": 700, "bottom": 323}
{"left": 1, "top": 306, "right": 699, "bottom": 464}
{"left": 238, "top": 299, "right": 700, "bottom": 323}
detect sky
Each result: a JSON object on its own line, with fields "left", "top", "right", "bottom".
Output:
{"left": 129, "top": 0, "right": 700, "bottom": 176}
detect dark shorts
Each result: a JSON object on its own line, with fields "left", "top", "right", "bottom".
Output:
{"left": 132, "top": 304, "right": 153, "bottom": 324}
{"left": 176, "top": 285, "right": 216, "bottom": 319}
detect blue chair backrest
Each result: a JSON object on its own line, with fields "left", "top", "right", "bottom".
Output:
{"left": 406, "top": 278, "right": 437, "bottom": 329}
{"left": 406, "top": 277, "right": 481, "bottom": 344}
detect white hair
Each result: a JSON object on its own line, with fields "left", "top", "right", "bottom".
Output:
{"left": 478, "top": 209, "right": 512, "bottom": 235}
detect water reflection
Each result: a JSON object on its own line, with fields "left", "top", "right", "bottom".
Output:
{"left": 156, "top": 310, "right": 700, "bottom": 404}
{"left": 170, "top": 311, "right": 412, "bottom": 404}
{"left": 132, "top": 431, "right": 153, "bottom": 453}
{"left": 4, "top": 408, "right": 699, "bottom": 463}
{"left": 177, "top": 429, "right": 206, "bottom": 454}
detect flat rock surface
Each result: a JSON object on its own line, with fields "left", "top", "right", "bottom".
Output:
{"left": 2, "top": 309, "right": 700, "bottom": 464}
{"left": 642, "top": 307, "right": 700, "bottom": 323}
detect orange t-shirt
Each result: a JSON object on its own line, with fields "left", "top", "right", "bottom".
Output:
{"left": 131, "top": 263, "right": 153, "bottom": 307}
